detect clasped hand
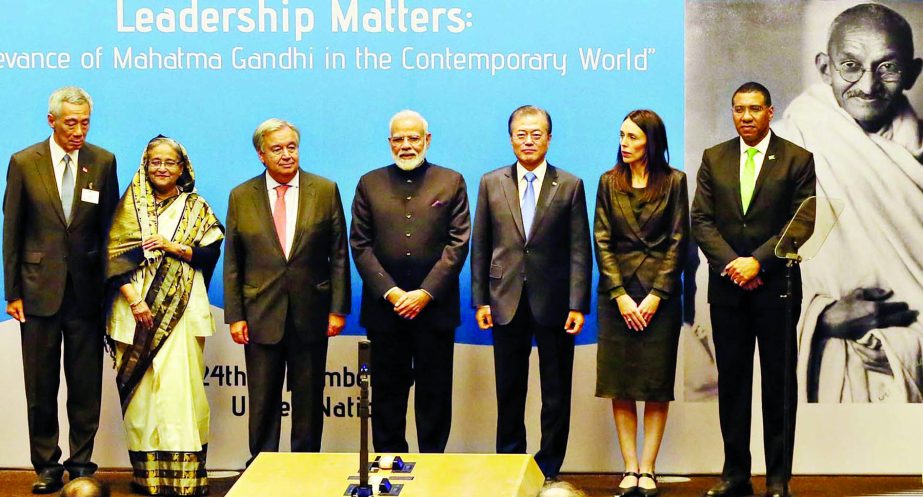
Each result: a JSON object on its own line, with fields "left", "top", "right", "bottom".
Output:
{"left": 387, "top": 288, "right": 432, "bottom": 320}
{"left": 616, "top": 294, "right": 661, "bottom": 332}
{"left": 724, "top": 256, "right": 762, "bottom": 290}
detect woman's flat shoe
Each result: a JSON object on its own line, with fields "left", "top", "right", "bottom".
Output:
{"left": 638, "top": 472, "right": 658, "bottom": 497}
{"left": 618, "top": 471, "right": 640, "bottom": 496}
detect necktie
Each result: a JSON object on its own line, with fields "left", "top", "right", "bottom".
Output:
{"left": 741, "top": 147, "right": 758, "bottom": 214}
{"left": 273, "top": 184, "right": 290, "bottom": 257}
{"left": 61, "top": 155, "right": 75, "bottom": 223}
{"left": 522, "top": 172, "right": 537, "bottom": 239}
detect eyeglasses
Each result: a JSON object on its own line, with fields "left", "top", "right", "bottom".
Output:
{"left": 389, "top": 135, "right": 423, "bottom": 146}
{"left": 835, "top": 60, "right": 903, "bottom": 83}
{"left": 268, "top": 144, "right": 298, "bottom": 157}
{"left": 513, "top": 131, "right": 547, "bottom": 143}
{"left": 148, "top": 159, "right": 182, "bottom": 170}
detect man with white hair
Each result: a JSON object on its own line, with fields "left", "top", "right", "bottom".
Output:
{"left": 774, "top": 2, "right": 923, "bottom": 403}
{"left": 3, "top": 86, "right": 119, "bottom": 493}
{"left": 350, "top": 110, "right": 470, "bottom": 452}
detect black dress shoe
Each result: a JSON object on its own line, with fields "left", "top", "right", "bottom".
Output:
{"left": 617, "top": 471, "right": 639, "bottom": 496}
{"left": 32, "top": 473, "right": 63, "bottom": 494}
{"left": 68, "top": 468, "right": 96, "bottom": 480}
{"left": 638, "top": 472, "right": 658, "bottom": 497}
{"left": 764, "top": 483, "right": 792, "bottom": 497}
{"left": 704, "top": 479, "right": 754, "bottom": 497}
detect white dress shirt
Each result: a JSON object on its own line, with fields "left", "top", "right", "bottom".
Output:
{"left": 49, "top": 137, "right": 78, "bottom": 201}
{"left": 516, "top": 160, "right": 548, "bottom": 205}
{"left": 739, "top": 130, "right": 772, "bottom": 184}
{"left": 265, "top": 171, "right": 299, "bottom": 258}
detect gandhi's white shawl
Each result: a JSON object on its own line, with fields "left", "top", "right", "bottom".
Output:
{"left": 774, "top": 83, "right": 923, "bottom": 402}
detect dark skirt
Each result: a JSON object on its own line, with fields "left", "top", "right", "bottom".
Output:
{"left": 595, "top": 278, "right": 681, "bottom": 401}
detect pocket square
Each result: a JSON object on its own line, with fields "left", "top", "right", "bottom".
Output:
{"left": 431, "top": 200, "right": 445, "bottom": 207}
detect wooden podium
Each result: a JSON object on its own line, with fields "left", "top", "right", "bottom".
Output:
{"left": 226, "top": 452, "right": 545, "bottom": 497}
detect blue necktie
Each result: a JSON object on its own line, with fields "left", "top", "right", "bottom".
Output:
{"left": 522, "top": 172, "right": 537, "bottom": 239}
{"left": 61, "top": 155, "right": 74, "bottom": 223}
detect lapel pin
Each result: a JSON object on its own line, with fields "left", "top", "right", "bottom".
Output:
{"left": 81, "top": 166, "right": 88, "bottom": 173}
{"left": 768, "top": 155, "right": 775, "bottom": 160}
{"left": 552, "top": 181, "right": 558, "bottom": 186}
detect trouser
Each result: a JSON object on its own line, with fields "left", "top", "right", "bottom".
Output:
{"left": 711, "top": 300, "right": 798, "bottom": 486}
{"left": 21, "top": 277, "right": 103, "bottom": 476}
{"left": 366, "top": 321, "right": 455, "bottom": 453}
{"left": 493, "top": 288, "right": 575, "bottom": 478}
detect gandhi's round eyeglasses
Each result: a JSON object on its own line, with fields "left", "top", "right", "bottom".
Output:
{"left": 835, "top": 60, "right": 903, "bottom": 83}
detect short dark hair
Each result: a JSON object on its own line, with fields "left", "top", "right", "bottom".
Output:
{"left": 732, "top": 82, "right": 772, "bottom": 107}
{"left": 508, "top": 105, "right": 552, "bottom": 136}
{"left": 60, "top": 477, "right": 110, "bottom": 497}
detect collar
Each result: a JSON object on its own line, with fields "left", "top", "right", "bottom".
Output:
{"left": 740, "top": 131, "right": 772, "bottom": 156}
{"left": 265, "top": 170, "right": 299, "bottom": 191}
{"left": 48, "top": 136, "right": 79, "bottom": 168}
{"left": 516, "top": 160, "right": 547, "bottom": 182}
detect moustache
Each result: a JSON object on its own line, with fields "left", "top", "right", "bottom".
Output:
{"left": 845, "top": 89, "right": 887, "bottom": 100}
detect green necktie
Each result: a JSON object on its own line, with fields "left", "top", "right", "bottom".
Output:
{"left": 741, "top": 147, "right": 758, "bottom": 214}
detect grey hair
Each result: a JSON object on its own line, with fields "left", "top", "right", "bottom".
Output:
{"left": 538, "top": 481, "right": 588, "bottom": 497}
{"left": 252, "top": 118, "right": 300, "bottom": 152}
{"left": 389, "top": 109, "right": 429, "bottom": 134}
{"left": 48, "top": 86, "right": 93, "bottom": 117}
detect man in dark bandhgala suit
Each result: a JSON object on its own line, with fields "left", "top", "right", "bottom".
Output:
{"left": 223, "top": 118, "right": 350, "bottom": 464}
{"left": 471, "top": 105, "right": 591, "bottom": 480}
{"left": 3, "top": 86, "right": 119, "bottom": 494}
{"left": 692, "top": 82, "right": 815, "bottom": 497}
{"left": 350, "top": 109, "right": 470, "bottom": 453}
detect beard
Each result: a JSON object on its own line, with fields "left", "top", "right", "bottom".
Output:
{"left": 393, "top": 147, "right": 427, "bottom": 171}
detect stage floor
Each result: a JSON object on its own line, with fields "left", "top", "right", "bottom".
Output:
{"left": 0, "top": 470, "right": 920, "bottom": 497}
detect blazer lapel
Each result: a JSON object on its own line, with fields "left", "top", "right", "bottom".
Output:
{"left": 728, "top": 140, "right": 745, "bottom": 217}
{"left": 637, "top": 192, "right": 667, "bottom": 233}
{"left": 249, "top": 175, "right": 287, "bottom": 260}
{"left": 528, "top": 164, "right": 561, "bottom": 242}
{"left": 500, "top": 164, "right": 526, "bottom": 242}
{"left": 614, "top": 189, "right": 644, "bottom": 240}
{"left": 33, "top": 142, "right": 67, "bottom": 226}
{"left": 750, "top": 133, "right": 779, "bottom": 207}
{"left": 289, "top": 171, "right": 315, "bottom": 256}
{"left": 70, "top": 148, "right": 94, "bottom": 224}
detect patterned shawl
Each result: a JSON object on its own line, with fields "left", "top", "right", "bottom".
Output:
{"left": 106, "top": 136, "right": 224, "bottom": 412}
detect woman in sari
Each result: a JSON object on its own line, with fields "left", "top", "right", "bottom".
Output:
{"left": 106, "top": 136, "right": 224, "bottom": 496}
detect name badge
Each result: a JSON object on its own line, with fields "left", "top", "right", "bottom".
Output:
{"left": 81, "top": 188, "right": 100, "bottom": 204}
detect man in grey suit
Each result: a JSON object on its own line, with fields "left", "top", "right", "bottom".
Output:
{"left": 224, "top": 118, "right": 350, "bottom": 463}
{"left": 471, "top": 105, "right": 591, "bottom": 480}
{"left": 3, "top": 87, "right": 119, "bottom": 494}
{"left": 350, "top": 110, "right": 470, "bottom": 453}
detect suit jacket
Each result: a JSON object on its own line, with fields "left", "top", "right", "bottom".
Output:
{"left": 471, "top": 163, "right": 592, "bottom": 327}
{"left": 223, "top": 169, "right": 350, "bottom": 344}
{"left": 350, "top": 161, "right": 470, "bottom": 330}
{"left": 3, "top": 139, "right": 119, "bottom": 316}
{"left": 594, "top": 168, "right": 689, "bottom": 299}
{"left": 691, "top": 132, "right": 815, "bottom": 307}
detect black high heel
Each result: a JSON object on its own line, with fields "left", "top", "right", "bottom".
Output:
{"left": 638, "top": 472, "right": 658, "bottom": 497}
{"left": 618, "top": 471, "right": 640, "bottom": 496}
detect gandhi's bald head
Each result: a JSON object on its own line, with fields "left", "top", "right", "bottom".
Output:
{"left": 815, "top": 3, "right": 922, "bottom": 132}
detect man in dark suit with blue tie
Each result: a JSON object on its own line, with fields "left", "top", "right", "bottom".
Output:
{"left": 471, "top": 105, "right": 592, "bottom": 480}
{"left": 3, "top": 87, "right": 119, "bottom": 494}
{"left": 692, "top": 83, "right": 815, "bottom": 497}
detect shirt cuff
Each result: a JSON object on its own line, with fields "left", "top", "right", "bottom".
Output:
{"left": 383, "top": 287, "right": 399, "bottom": 300}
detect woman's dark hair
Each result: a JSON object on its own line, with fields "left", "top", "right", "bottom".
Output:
{"left": 610, "top": 109, "right": 671, "bottom": 202}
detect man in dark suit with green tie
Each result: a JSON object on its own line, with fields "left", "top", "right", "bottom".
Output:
{"left": 3, "top": 87, "right": 119, "bottom": 494}
{"left": 692, "top": 82, "right": 815, "bottom": 497}
{"left": 223, "top": 118, "right": 350, "bottom": 464}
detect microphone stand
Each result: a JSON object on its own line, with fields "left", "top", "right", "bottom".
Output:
{"left": 354, "top": 340, "right": 373, "bottom": 497}
{"left": 781, "top": 247, "right": 801, "bottom": 497}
